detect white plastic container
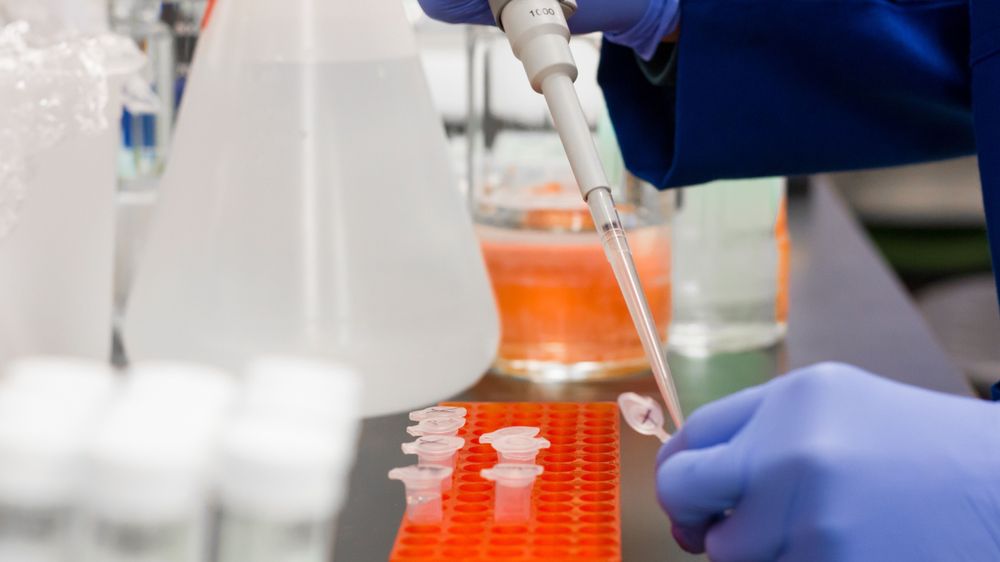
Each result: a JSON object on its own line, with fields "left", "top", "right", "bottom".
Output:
{"left": 216, "top": 420, "right": 351, "bottom": 562}
{"left": 0, "top": 359, "right": 117, "bottom": 562}
{"left": 80, "top": 403, "right": 215, "bottom": 562}
{"left": 670, "top": 178, "right": 789, "bottom": 355}
{"left": 124, "top": 0, "right": 500, "bottom": 417}
{"left": 0, "top": 14, "right": 142, "bottom": 367}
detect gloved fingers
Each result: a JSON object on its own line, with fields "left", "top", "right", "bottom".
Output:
{"left": 703, "top": 499, "right": 783, "bottom": 562}
{"left": 658, "top": 384, "right": 766, "bottom": 465}
{"left": 416, "top": 1, "right": 496, "bottom": 26}
{"left": 701, "top": 459, "right": 804, "bottom": 562}
{"left": 567, "top": 0, "right": 651, "bottom": 35}
{"left": 657, "top": 443, "right": 744, "bottom": 552}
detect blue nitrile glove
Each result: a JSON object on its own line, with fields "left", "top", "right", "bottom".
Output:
{"left": 657, "top": 363, "right": 1000, "bottom": 561}
{"left": 417, "top": 0, "right": 679, "bottom": 60}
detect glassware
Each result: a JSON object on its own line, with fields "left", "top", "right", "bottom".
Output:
{"left": 111, "top": 0, "right": 176, "bottom": 185}
{"left": 469, "top": 29, "right": 671, "bottom": 382}
{"left": 669, "top": 178, "right": 789, "bottom": 355}
{"left": 0, "top": 15, "right": 141, "bottom": 366}
{"left": 123, "top": 0, "right": 499, "bottom": 417}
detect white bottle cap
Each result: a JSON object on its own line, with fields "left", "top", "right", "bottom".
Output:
{"left": 2, "top": 356, "right": 117, "bottom": 415}
{"left": 0, "top": 358, "right": 118, "bottom": 507}
{"left": 217, "top": 418, "right": 350, "bottom": 521}
{"left": 84, "top": 407, "right": 212, "bottom": 523}
{"left": 242, "top": 356, "right": 363, "bottom": 438}
{"left": 126, "top": 361, "right": 238, "bottom": 431}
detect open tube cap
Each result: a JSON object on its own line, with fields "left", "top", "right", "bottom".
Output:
{"left": 406, "top": 417, "right": 466, "bottom": 437}
{"left": 402, "top": 436, "right": 466, "bottom": 459}
{"left": 478, "top": 426, "right": 540, "bottom": 444}
{"left": 388, "top": 465, "right": 453, "bottom": 491}
{"left": 408, "top": 406, "right": 467, "bottom": 422}
{"left": 618, "top": 392, "right": 670, "bottom": 442}
{"left": 487, "top": 435, "right": 551, "bottom": 462}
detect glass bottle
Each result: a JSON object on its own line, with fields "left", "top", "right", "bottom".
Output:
{"left": 669, "top": 178, "right": 789, "bottom": 355}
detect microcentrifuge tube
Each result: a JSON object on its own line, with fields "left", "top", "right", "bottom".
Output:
{"left": 406, "top": 417, "right": 466, "bottom": 437}
{"left": 618, "top": 392, "right": 671, "bottom": 442}
{"left": 388, "top": 465, "right": 453, "bottom": 524}
{"left": 487, "top": 434, "right": 551, "bottom": 465}
{"left": 401, "top": 436, "right": 466, "bottom": 469}
{"left": 409, "top": 406, "right": 467, "bottom": 422}
{"left": 478, "top": 426, "right": 540, "bottom": 444}
{"left": 480, "top": 464, "right": 544, "bottom": 523}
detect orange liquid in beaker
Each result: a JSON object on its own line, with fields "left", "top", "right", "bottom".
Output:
{"left": 479, "top": 221, "right": 671, "bottom": 380}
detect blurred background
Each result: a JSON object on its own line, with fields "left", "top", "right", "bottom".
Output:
{"left": 108, "top": 0, "right": 999, "bottom": 395}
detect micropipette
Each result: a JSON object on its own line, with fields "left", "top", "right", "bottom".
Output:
{"left": 488, "top": 0, "right": 684, "bottom": 429}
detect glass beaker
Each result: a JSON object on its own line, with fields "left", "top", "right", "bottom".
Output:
{"left": 469, "top": 29, "right": 672, "bottom": 382}
{"left": 669, "top": 178, "right": 789, "bottom": 355}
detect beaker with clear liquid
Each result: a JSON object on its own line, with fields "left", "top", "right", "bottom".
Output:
{"left": 123, "top": 0, "right": 499, "bottom": 416}
{"left": 469, "top": 30, "right": 672, "bottom": 382}
{"left": 669, "top": 178, "right": 789, "bottom": 355}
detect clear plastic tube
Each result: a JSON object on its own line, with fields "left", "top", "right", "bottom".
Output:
{"left": 480, "top": 464, "right": 543, "bottom": 523}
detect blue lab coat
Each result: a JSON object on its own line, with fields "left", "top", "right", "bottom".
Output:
{"left": 598, "top": 0, "right": 1000, "bottom": 286}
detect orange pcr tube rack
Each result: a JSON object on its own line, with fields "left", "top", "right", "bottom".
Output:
{"left": 389, "top": 402, "right": 622, "bottom": 562}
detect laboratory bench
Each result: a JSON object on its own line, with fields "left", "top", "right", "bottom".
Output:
{"left": 333, "top": 180, "right": 972, "bottom": 561}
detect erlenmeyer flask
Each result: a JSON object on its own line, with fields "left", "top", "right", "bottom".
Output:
{"left": 123, "top": 0, "right": 499, "bottom": 416}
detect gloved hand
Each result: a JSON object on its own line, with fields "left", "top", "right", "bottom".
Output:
{"left": 416, "top": 0, "right": 679, "bottom": 60}
{"left": 657, "top": 363, "right": 1000, "bottom": 561}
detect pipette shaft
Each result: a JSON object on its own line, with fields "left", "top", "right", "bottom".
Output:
{"left": 490, "top": 0, "right": 685, "bottom": 429}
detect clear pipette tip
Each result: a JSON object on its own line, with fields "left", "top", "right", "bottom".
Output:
{"left": 587, "top": 188, "right": 684, "bottom": 430}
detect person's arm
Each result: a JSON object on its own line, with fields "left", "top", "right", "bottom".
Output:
{"left": 599, "top": 0, "right": 975, "bottom": 188}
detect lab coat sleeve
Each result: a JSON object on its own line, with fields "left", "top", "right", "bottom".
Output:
{"left": 597, "top": 0, "right": 975, "bottom": 188}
